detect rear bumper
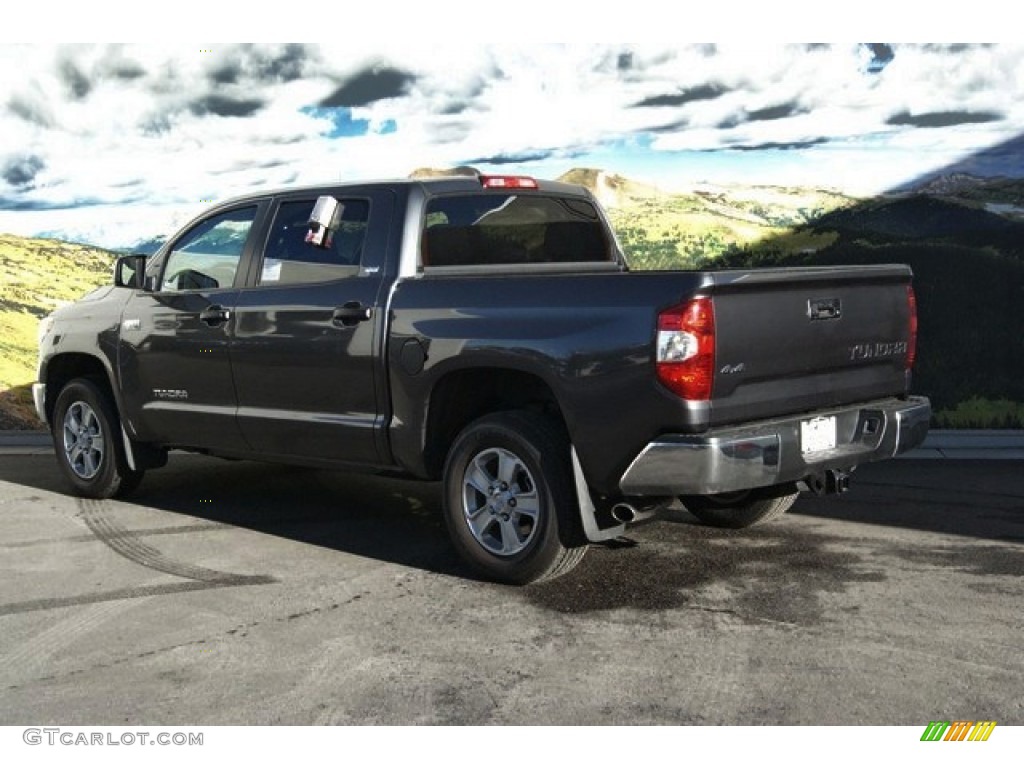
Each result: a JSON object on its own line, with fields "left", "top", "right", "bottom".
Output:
{"left": 618, "top": 396, "right": 931, "bottom": 496}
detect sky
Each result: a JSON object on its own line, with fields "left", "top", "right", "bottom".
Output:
{"left": 1, "top": 41, "right": 1023, "bottom": 249}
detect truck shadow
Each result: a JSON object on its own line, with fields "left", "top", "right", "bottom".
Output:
{"left": 133, "top": 457, "right": 476, "bottom": 578}
{"left": 2, "top": 453, "right": 1021, "bottom": 619}
{"left": 0, "top": 452, "right": 471, "bottom": 581}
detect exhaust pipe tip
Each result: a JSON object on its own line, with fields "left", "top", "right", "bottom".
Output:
{"left": 609, "top": 500, "right": 668, "bottom": 524}
{"left": 610, "top": 503, "right": 636, "bottom": 524}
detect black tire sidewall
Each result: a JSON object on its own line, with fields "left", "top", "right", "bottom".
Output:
{"left": 52, "top": 379, "right": 137, "bottom": 498}
{"left": 442, "top": 413, "right": 570, "bottom": 584}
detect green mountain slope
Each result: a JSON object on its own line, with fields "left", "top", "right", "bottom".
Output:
{"left": 555, "top": 168, "right": 856, "bottom": 268}
{"left": 0, "top": 234, "right": 116, "bottom": 428}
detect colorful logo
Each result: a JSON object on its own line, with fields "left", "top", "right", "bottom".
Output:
{"left": 921, "top": 721, "right": 996, "bottom": 742}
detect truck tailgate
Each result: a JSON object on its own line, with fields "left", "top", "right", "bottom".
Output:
{"left": 708, "top": 264, "right": 915, "bottom": 427}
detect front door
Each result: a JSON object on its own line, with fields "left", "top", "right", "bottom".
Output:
{"left": 118, "top": 203, "right": 261, "bottom": 451}
{"left": 229, "top": 189, "right": 395, "bottom": 465}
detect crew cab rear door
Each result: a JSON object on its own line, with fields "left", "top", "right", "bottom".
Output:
{"left": 228, "top": 188, "right": 395, "bottom": 464}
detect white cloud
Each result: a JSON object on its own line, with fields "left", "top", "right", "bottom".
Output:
{"left": 1, "top": 43, "right": 1024, "bottom": 246}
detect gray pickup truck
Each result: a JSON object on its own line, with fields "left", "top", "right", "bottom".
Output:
{"left": 34, "top": 174, "right": 930, "bottom": 583}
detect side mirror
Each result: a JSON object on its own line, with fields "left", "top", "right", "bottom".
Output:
{"left": 114, "top": 254, "right": 147, "bottom": 289}
{"left": 306, "top": 195, "right": 343, "bottom": 249}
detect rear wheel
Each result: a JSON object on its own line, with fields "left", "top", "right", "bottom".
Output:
{"left": 442, "top": 411, "right": 587, "bottom": 584}
{"left": 52, "top": 378, "right": 143, "bottom": 498}
{"left": 680, "top": 485, "right": 798, "bottom": 529}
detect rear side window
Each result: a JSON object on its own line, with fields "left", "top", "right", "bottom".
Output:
{"left": 259, "top": 198, "right": 369, "bottom": 285}
{"left": 422, "top": 194, "right": 612, "bottom": 268}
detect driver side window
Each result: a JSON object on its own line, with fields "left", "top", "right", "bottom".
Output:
{"left": 161, "top": 206, "right": 257, "bottom": 292}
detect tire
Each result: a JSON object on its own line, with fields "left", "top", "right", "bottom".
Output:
{"left": 442, "top": 411, "right": 587, "bottom": 584}
{"left": 680, "top": 485, "right": 798, "bottom": 529}
{"left": 52, "top": 378, "right": 144, "bottom": 499}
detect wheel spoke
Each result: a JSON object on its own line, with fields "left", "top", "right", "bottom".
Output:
{"left": 467, "top": 509, "right": 495, "bottom": 541}
{"left": 512, "top": 490, "right": 539, "bottom": 519}
{"left": 67, "top": 408, "right": 81, "bottom": 434}
{"left": 465, "top": 460, "right": 493, "bottom": 496}
{"left": 465, "top": 497, "right": 490, "bottom": 520}
{"left": 83, "top": 450, "right": 100, "bottom": 476}
{"left": 496, "top": 451, "right": 519, "bottom": 486}
{"left": 498, "top": 516, "right": 524, "bottom": 554}
{"left": 69, "top": 443, "right": 84, "bottom": 465}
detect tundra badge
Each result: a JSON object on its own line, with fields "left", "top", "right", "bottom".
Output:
{"left": 152, "top": 389, "right": 189, "bottom": 400}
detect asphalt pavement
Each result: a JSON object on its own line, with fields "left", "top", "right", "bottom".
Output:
{"left": 0, "top": 447, "right": 1021, "bottom": 725}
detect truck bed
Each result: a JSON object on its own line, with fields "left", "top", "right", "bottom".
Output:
{"left": 387, "top": 263, "right": 918, "bottom": 495}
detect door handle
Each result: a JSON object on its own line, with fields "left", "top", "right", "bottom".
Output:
{"left": 199, "top": 305, "right": 231, "bottom": 326}
{"left": 333, "top": 302, "right": 373, "bottom": 327}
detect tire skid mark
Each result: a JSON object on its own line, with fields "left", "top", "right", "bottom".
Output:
{"left": 0, "top": 579, "right": 273, "bottom": 617}
{"left": 0, "top": 601, "right": 136, "bottom": 682}
{"left": 0, "top": 493, "right": 44, "bottom": 507}
{"left": 0, "top": 522, "right": 231, "bottom": 550}
{"left": 0, "top": 502, "right": 274, "bottom": 616}
{"left": 4, "top": 591, "right": 366, "bottom": 692}
{"left": 76, "top": 498, "right": 274, "bottom": 585}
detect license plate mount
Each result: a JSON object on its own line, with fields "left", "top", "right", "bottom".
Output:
{"left": 801, "top": 416, "right": 837, "bottom": 454}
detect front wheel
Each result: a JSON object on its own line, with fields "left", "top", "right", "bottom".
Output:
{"left": 680, "top": 485, "right": 798, "bottom": 529}
{"left": 442, "top": 411, "right": 587, "bottom": 584}
{"left": 52, "top": 378, "right": 144, "bottom": 499}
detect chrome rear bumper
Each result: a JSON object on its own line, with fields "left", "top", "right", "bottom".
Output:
{"left": 618, "top": 396, "right": 931, "bottom": 496}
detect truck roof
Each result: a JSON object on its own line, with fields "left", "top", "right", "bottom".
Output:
{"left": 212, "top": 176, "right": 592, "bottom": 209}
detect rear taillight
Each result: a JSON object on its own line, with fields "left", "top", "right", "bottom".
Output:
{"left": 906, "top": 285, "right": 918, "bottom": 371}
{"left": 656, "top": 297, "right": 715, "bottom": 400}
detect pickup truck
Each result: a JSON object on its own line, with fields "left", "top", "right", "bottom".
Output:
{"left": 34, "top": 174, "right": 931, "bottom": 584}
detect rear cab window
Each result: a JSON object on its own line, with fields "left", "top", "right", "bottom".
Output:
{"left": 421, "top": 194, "right": 616, "bottom": 269}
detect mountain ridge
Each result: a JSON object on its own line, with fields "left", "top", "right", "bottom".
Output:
{"left": 556, "top": 168, "right": 665, "bottom": 209}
